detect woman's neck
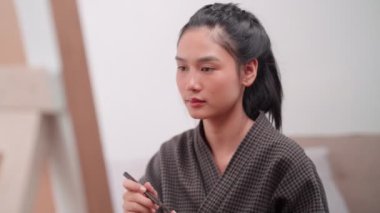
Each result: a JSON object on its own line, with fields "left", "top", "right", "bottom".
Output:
{"left": 202, "top": 105, "right": 254, "bottom": 173}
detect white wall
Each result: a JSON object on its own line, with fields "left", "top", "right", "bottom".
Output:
{"left": 78, "top": 0, "right": 380, "bottom": 159}
{"left": 77, "top": 0, "right": 380, "bottom": 212}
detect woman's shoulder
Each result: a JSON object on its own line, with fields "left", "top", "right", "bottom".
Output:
{"left": 140, "top": 128, "right": 196, "bottom": 186}
{"left": 267, "top": 133, "right": 329, "bottom": 211}
{"left": 275, "top": 133, "right": 312, "bottom": 166}
{"left": 256, "top": 120, "right": 313, "bottom": 169}
{"left": 156, "top": 127, "right": 197, "bottom": 160}
{"left": 253, "top": 113, "right": 307, "bottom": 162}
{"left": 272, "top": 131, "right": 307, "bottom": 160}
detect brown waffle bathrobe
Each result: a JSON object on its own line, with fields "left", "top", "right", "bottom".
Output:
{"left": 141, "top": 113, "right": 329, "bottom": 212}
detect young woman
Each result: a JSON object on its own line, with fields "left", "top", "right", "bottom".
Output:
{"left": 123, "top": 3, "right": 328, "bottom": 213}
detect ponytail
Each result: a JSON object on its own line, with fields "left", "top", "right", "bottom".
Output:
{"left": 243, "top": 49, "right": 282, "bottom": 129}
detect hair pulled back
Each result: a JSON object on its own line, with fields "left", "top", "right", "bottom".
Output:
{"left": 179, "top": 3, "right": 283, "bottom": 129}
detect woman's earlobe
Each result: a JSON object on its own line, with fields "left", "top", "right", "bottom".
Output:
{"left": 242, "top": 75, "right": 254, "bottom": 86}
{"left": 242, "top": 59, "right": 258, "bottom": 86}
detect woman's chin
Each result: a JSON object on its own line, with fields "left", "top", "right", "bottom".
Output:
{"left": 187, "top": 111, "right": 208, "bottom": 120}
{"left": 189, "top": 114, "right": 204, "bottom": 120}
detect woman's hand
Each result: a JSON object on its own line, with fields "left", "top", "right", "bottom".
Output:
{"left": 123, "top": 180, "right": 159, "bottom": 213}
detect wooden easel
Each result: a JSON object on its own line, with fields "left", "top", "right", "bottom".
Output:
{"left": 0, "top": 67, "right": 87, "bottom": 213}
{"left": 0, "top": 0, "right": 114, "bottom": 212}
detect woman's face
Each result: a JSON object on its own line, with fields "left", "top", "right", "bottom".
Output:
{"left": 176, "top": 27, "right": 246, "bottom": 120}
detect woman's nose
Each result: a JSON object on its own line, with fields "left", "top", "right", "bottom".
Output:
{"left": 186, "top": 71, "right": 201, "bottom": 92}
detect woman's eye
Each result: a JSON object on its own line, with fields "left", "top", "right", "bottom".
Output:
{"left": 177, "top": 66, "right": 187, "bottom": 72}
{"left": 201, "top": 67, "right": 214, "bottom": 72}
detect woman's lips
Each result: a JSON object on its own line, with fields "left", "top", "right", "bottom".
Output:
{"left": 187, "top": 98, "right": 206, "bottom": 107}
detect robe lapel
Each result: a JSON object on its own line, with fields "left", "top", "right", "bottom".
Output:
{"left": 194, "top": 122, "right": 221, "bottom": 195}
{"left": 195, "top": 113, "right": 268, "bottom": 212}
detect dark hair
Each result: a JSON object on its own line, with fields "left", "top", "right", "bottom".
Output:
{"left": 178, "top": 3, "right": 283, "bottom": 129}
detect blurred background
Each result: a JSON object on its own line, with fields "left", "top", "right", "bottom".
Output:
{"left": 1, "top": 0, "right": 379, "bottom": 212}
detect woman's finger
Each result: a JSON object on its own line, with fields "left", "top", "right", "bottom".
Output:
{"left": 123, "top": 179, "right": 146, "bottom": 193}
{"left": 144, "top": 182, "right": 158, "bottom": 197}
{"left": 124, "top": 191, "right": 156, "bottom": 209}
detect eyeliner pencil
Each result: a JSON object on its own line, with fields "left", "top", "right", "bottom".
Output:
{"left": 123, "top": 171, "right": 172, "bottom": 213}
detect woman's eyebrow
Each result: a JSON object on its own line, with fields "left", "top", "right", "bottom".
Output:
{"left": 197, "top": 56, "right": 220, "bottom": 63}
{"left": 175, "top": 56, "right": 220, "bottom": 62}
{"left": 175, "top": 56, "right": 185, "bottom": 62}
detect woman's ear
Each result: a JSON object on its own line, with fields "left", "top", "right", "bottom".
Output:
{"left": 241, "top": 59, "right": 258, "bottom": 87}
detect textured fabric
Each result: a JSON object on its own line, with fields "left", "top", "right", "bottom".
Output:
{"left": 141, "top": 113, "right": 329, "bottom": 212}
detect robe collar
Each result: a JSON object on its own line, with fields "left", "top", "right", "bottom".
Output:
{"left": 193, "top": 112, "right": 274, "bottom": 211}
